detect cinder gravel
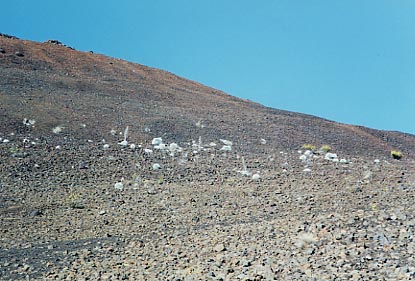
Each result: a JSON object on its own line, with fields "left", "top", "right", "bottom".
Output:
{"left": 1, "top": 133, "right": 415, "bottom": 280}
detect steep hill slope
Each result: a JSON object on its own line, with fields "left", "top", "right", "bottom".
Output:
{"left": 1, "top": 35, "right": 414, "bottom": 158}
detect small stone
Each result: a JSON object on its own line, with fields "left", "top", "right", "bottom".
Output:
{"left": 241, "top": 259, "right": 252, "bottom": 267}
{"left": 114, "top": 182, "right": 124, "bottom": 190}
{"left": 99, "top": 210, "right": 106, "bottom": 215}
{"left": 213, "top": 244, "right": 226, "bottom": 252}
{"left": 237, "top": 273, "right": 250, "bottom": 280}
{"left": 29, "top": 210, "right": 43, "bottom": 217}
{"left": 363, "top": 170, "right": 373, "bottom": 180}
{"left": 101, "top": 273, "right": 112, "bottom": 280}
{"left": 206, "top": 271, "right": 216, "bottom": 278}
{"left": 351, "top": 271, "right": 361, "bottom": 281}
{"left": 252, "top": 173, "right": 261, "bottom": 181}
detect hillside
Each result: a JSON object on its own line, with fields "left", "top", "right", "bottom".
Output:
{"left": 1, "top": 35, "right": 415, "bottom": 280}
{"left": 1, "top": 34, "right": 414, "bottom": 158}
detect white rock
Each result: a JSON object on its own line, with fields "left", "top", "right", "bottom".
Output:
{"left": 55, "top": 145, "right": 61, "bottom": 150}
{"left": 103, "top": 144, "right": 110, "bottom": 149}
{"left": 23, "top": 118, "right": 36, "bottom": 126}
{"left": 119, "top": 140, "right": 128, "bottom": 146}
{"left": 152, "top": 137, "right": 163, "bottom": 145}
{"left": 340, "top": 158, "right": 349, "bottom": 164}
{"left": 168, "top": 143, "right": 181, "bottom": 152}
{"left": 220, "top": 145, "right": 232, "bottom": 151}
{"left": 304, "top": 150, "right": 313, "bottom": 157}
{"left": 195, "top": 120, "right": 205, "bottom": 128}
{"left": 363, "top": 170, "right": 373, "bottom": 180}
{"left": 252, "top": 173, "right": 261, "bottom": 181}
{"left": 154, "top": 143, "right": 167, "bottom": 150}
{"left": 219, "top": 139, "right": 233, "bottom": 146}
{"left": 209, "top": 142, "right": 217, "bottom": 147}
{"left": 169, "top": 142, "right": 178, "bottom": 150}
{"left": 130, "top": 144, "right": 136, "bottom": 149}
{"left": 374, "top": 159, "right": 380, "bottom": 164}
{"left": 239, "top": 170, "right": 251, "bottom": 176}
{"left": 52, "top": 126, "right": 63, "bottom": 134}
{"left": 303, "top": 168, "right": 312, "bottom": 172}
{"left": 110, "top": 129, "right": 117, "bottom": 135}
{"left": 299, "top": 155, "right": 307, "bottom": 161}
{"left": 260, "top": 138, "right": 267, "bottom": 145}
{"left": 144, "top": 149, "right": 153, "bottom": 154}
{"left": 324, "top": 153, "right": 338, "bottom": 161}
{"left": 297, "top": 232, "right": 318, "bottom": 248}
{"left": 152, "top": 163, "right": 161, "bottom": 170}
{"left": 114, "top": 182, "right": 124, "bottom": 190}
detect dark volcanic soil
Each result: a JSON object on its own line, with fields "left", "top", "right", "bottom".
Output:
{"left": 1, "top": 35, "right": 415, "bottom": 280}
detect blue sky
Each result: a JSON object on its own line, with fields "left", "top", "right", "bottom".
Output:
{"left": 2, "top": 1, "right": 414, "bottom": 134}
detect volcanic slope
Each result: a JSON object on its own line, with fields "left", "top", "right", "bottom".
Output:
{"left": 1, "top": 35, "right": 414, "bottom": 158}
{"left": 1, "top": 35, "right": 415, "bottom": 280}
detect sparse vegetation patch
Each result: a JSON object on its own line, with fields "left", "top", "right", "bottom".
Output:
{"left": 319, "top": 145, "right": 332, "bottom": 152}
{"left": 391, "top": 150, "right": 403, "bottom": 160}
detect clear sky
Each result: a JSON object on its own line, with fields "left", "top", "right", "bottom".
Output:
{"left": 2, "top": 1, "right": 414, "bottom": 134}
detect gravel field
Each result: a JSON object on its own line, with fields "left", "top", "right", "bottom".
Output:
{"left": 1, "top": 134, "right": 414, "bottom": 280}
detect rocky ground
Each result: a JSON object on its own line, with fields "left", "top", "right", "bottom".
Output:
{"left": 1, "top": 128, "right": 415, "bottom": 280}
{"left": 2, "top": 35, "right": 415, "bottom": 280}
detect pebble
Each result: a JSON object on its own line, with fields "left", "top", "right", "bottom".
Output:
{"left": 213, "top": 244, "right": 226, "bottom": 253}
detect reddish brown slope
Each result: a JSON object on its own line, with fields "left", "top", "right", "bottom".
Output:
{"left": 1, "top": 35, "right": 414, "bottom": 158}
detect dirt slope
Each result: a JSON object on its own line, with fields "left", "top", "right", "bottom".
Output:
{"left": 1, "top": 35, "right": 414, "bottom": 158}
